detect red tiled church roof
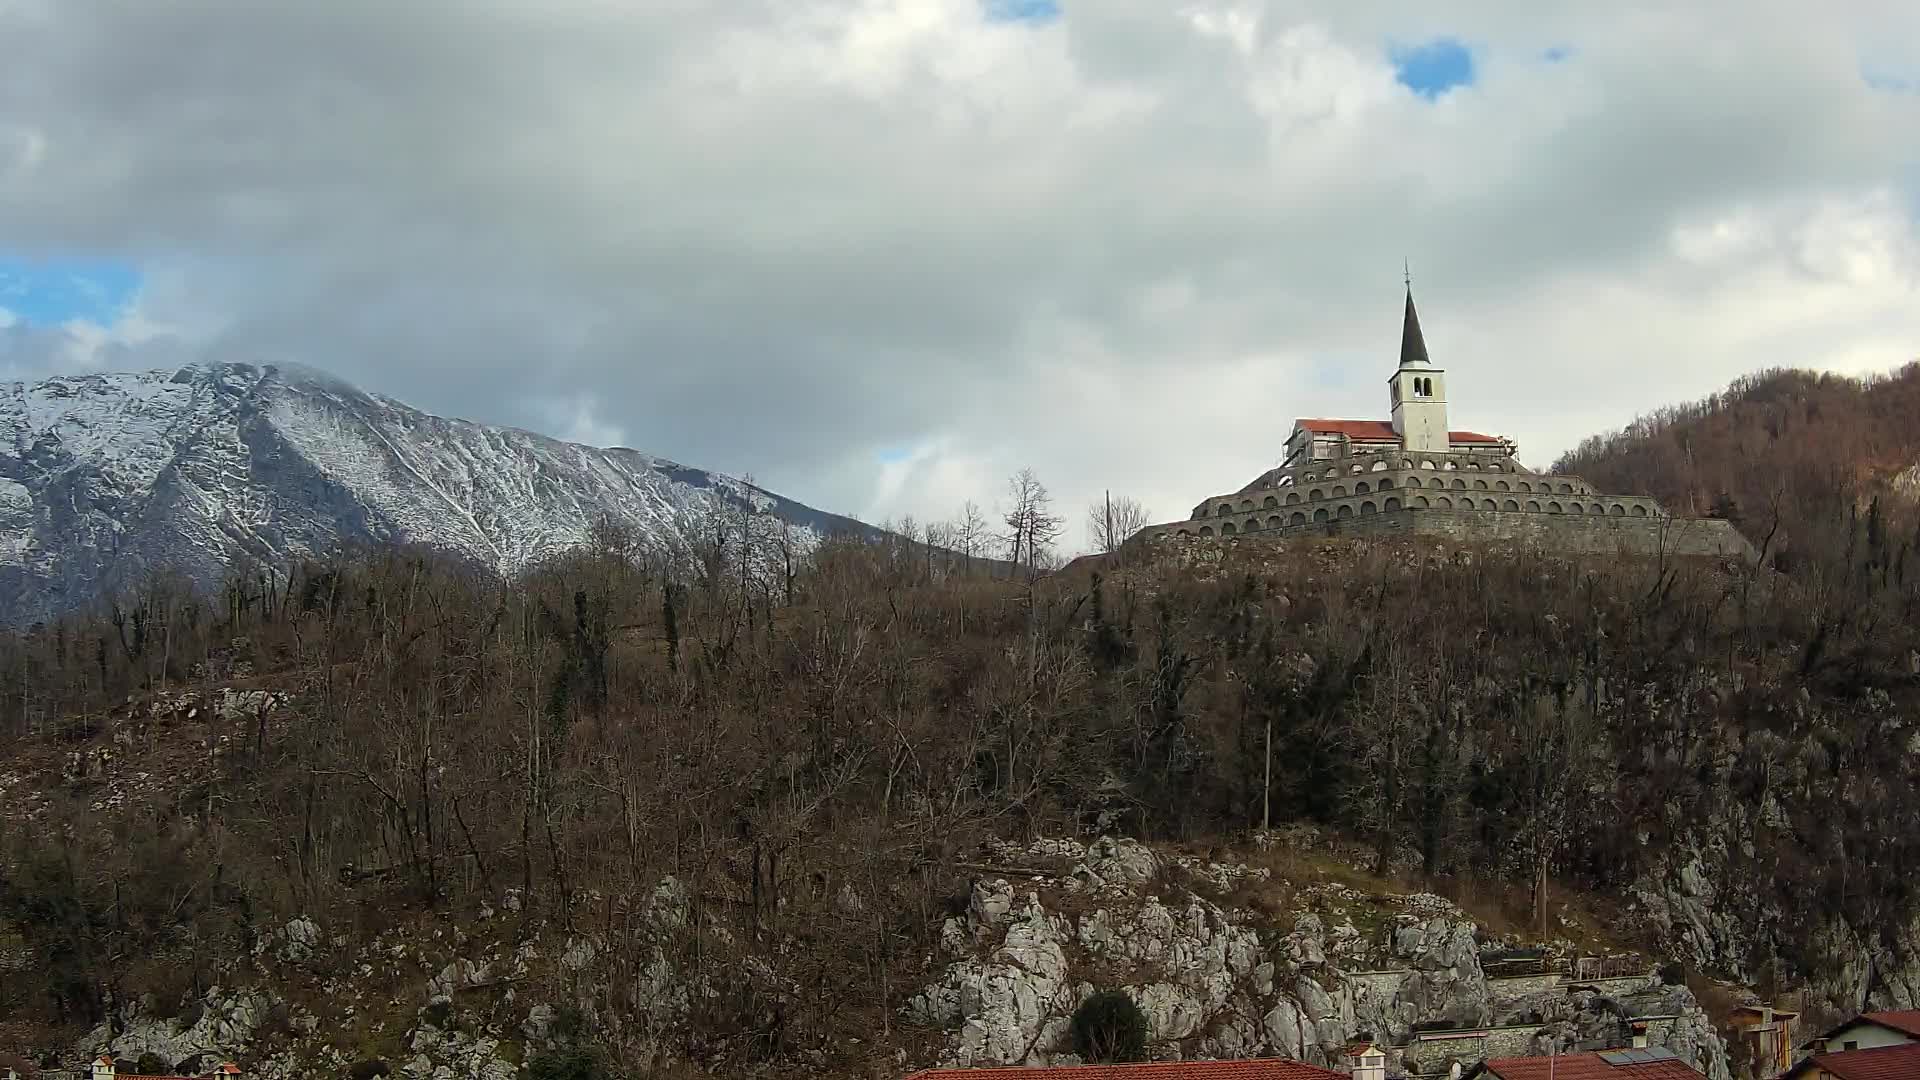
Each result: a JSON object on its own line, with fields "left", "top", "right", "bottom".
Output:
{"left": 1859, "top": 1009, "right": 1920, "bottom": 1038}
{"left": 1479, "top": 1050, "right": 1702, "bottom": 1080}
{"left": 1293, "top": 419, "right": 1504, "bottom": 445}
{"left": 1801, "top": 1042, "right": 1920, "bottom": 1080}
{"left": 903, "top": 1060, "right": 1345, "bottom": 1080}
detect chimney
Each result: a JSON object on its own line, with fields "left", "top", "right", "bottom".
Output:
{"left": 91, "top": 1055, "right": 116, "bottom": 1080}
{"left": 1630, "top": 1022, "right": 1650, "bottom": 1050}
{"left": 1350, "top": 1042, "right": 1387, "bottom": 1080}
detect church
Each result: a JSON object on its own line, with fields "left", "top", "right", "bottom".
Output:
{"left": 1129, "top": 288, "right": 1755, "bottom": 560}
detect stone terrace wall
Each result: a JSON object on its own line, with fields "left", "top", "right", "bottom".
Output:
{"left": 1140, "top": 508, "right": 1756, "bottom": 562}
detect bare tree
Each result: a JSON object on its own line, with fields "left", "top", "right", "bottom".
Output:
{"left": 1086, "top": 492, "right": 1151, "bottom": 556}
{"left": 1002, "top": 468, "right": 1063, "bottom": 580}
{"left": 953, "top": 500, "right": 991, "bottom": 576}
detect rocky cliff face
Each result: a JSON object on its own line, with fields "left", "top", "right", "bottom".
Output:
{"left": 904, "top": 837, "right": 1731, "bottom": 1079}
{"left": 0, "top": 363, "right": 875, "bottom": 624}
{"left": 48, "top": 835, "right": 1734, "bottom": 1080}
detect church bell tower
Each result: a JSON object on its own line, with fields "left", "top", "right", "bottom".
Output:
{"left": 1388, "top": 284, "right": 1449, "bottom": 454}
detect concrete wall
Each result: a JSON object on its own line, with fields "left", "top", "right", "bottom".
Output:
{"left": 1486, "top": 973, "right": 1565, "bottom": 1007}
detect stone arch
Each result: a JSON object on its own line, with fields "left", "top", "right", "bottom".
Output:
{"left": 1221, "top": 522, "right": 1236, "bottom": 535}
{"left": 1401, "top": 458, "right": 1415, "bottom": 469}
{"left": 1404, "top": 476, "right": 1420, "bottom": 489}
{"left": 1548, "top": 501, "right": 1563, "bottom": 513}
{"left": 1558, "top": 483, "right": 1573, "bottom": 494}
{"left": 1477, "top": 499, "right": 1494, "bottom": 510}
{"left": 1356, "top": 481, "right": 1371, "bottom": 494}
{"left": 1240, "top": 500, "right": 1254, "bottom": 512}
{"left": 1263, "top": 495, "right": 1278, "bottom": 508}
{"left": 1518, "top": 481, "right": 1532, "bottom": 492}
{"left": 1502, "top": 499, "right": 1519, "bottom": 511}
{"left": 1588, "top": 502, "right": 1605, "bottom": 514}
{"left": 1468, "top": 461, "right": 1483, "bottom": 471}
{"left": 1176, "top": 529, "right": 1191, "bottom": 538}
{"left": 1333, "top": 485, "right": 1347, "bottom": 497}
{"left": 1526, "top": 500, "right": 1542, "bottom": 512}
{"left": 1277, "top": 475, "right": 1293, "bottom": 487}
{"left": 1496, "top": 480, "right": 1511, "bottom": 491}
{"left": 1451, "top": 478, "right": 1467, "bottom": 490}
{"left": 1217, "top": 503, "right": 1232, "bottom": 517}
{"left": 1313, "top": 508, "right": 1330, "bottom": 523}
{"left": 1267, "top": 515, "right": 1283, "bottom": 529}
{"left": 1384, "top": 497, "right": 1401, "bottom": 511}
{"left": 1285, "top": 491, "right": 1301, "bottom": 505}
{"left": 1474, "top": 479, "right": 1490, "bottom": 490}
{"left": 1609, "top": 503, "right": 1626, "bottom": 516}
{"left": 1371, "top": 459, "right": 1388, "bottom": 471}
{"left": 1350, "top": 464, "right": 1364, "bottom": 475}
{"left": 1309, "top": 488, "right": 1324, "bottom": 501}
{"left": 1199, "top": 526, "right": 1214, "bottom": 537}
{"left": 1436, "top": 496, "right": 1453, "bottom": 509}
{"left": 1378, "top": 476, "right": 1393, "bottom": 489}
{"left": 1361, "top": 500, "right": 1377, "bottom": 515}
{"left": 1289, "top": 511, "right": 1307, "bottom": 526}
{"left": 1337, "top": 504, "right": 1355, "bottom": 519}
{"left": 1246, "top": 518, "right": 1261, "bottom": 533}
{"left": 1420, "top": 459, "right": 1437, "bottom": 470}
{"left": 1443, "top": 460, "right": 1457, "bottom": 470}
{"left": 1412, "top": 496, "right": 1429, "bottom": 508}
{"left": 1489, "top": 463, "right": 1505, "bottom": 472}
{"left": 1631, "top": 504, "right": 1649, "bottom": 517}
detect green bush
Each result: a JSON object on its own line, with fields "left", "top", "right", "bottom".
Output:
{"left": 1070, "top": 990, "right": 1149, "bottom": 1064}
{"left": 135, "top": 1054, "right": 172, "bottom": 1076}
{"left": 348, "top": 1060, "right": 392, "bottom": 1080}
{"left": 527, "top": 1049, "right": 610, "bottom": 1080}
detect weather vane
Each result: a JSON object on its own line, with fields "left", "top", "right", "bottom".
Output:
{"left": 1404, "top": 259, "right": 1411, "bottom": 288}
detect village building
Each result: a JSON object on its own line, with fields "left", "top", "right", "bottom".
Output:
{"left": 1802, "top": 1009, "right": 1920, "bottom": 1055}
{"left": 1463, "top": 1046, "right": 1704, "bottom": 1080}
{"left": 1727, "top": 1003, "right": 1799, "bottom": 1078}
{"left": 82, "top": 1055, "right": 242, "bottom": 1080}
{"left": 1130, "top": 287, "right": 1755, "bottom": 561}
{"left": 1782, "top": 1041, "right": 1920, "bottom": 1080}
{"left": 901, "top": 1056, "right": 1349, "bottom": 1080}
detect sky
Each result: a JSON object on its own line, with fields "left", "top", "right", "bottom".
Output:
{"left": 2, "top": 1, "right": 1918, "bottom": 548}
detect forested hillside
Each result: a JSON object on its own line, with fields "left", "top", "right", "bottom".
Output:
{"left": 6, "top": 366, "right": 1920, "bottom": 1076}
{"left": 1554, "top": 363, "right": 1920, "bottom": 565}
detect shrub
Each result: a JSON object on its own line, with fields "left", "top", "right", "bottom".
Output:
{"left": 349, "top": 1060, "right": 392, "bottom": 1080}
{"left": 527, "top": 1049, "right": 610, "bottom": 1080}
{"left": 1659, "top": 961, "right": 1685, "bottom": 986}
{"left": 135, "top": 1054, "right": 172, "bottom": 1076}
{"left": 1070, "top": 990, "right": 1149, "bottom": 1064}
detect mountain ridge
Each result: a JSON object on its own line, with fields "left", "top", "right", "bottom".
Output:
{"left": 0, "top": 362, "right": 876, "bottom": 624}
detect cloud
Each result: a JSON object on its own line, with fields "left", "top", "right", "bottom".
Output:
{"left": 1, "top": 0, "right": 1917, "bottom": 549}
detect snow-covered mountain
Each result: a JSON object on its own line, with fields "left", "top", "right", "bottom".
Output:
{"left": 0, "top": 362, "right": 877, "bottom": 623}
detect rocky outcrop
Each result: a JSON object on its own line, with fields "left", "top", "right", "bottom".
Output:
{"left": 909, "top": 838, "right": 1732, "bottom": 1079}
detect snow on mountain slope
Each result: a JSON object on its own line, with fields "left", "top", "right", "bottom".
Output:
{"left": 0, "top": 362, "right": 877, "bottom": 624}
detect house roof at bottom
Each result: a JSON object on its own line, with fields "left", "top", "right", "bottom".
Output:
{"left": 1479, "top": 1049, "right": 1703, "bottom": 1080}
{"left": 1798, "top": 1042, "right": 1920, "bottom": 1079}
{"left": 1858, "top": 1009, "right": 1920, "bottom": 1038}
{"left": 901, "top": 1060, "right": 1346, "bottom": 1080}
{"left": 1291, "top": 418, "right": 1505, "bottom": 444}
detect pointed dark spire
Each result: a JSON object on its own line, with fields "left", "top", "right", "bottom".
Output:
{"left": 1399, "top": 284, "right": 1431, "bottom": 368}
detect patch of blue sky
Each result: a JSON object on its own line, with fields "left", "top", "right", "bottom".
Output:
{"left": 876, "top": 445, "right": 916, "bottom": 466}
{"left": 1862, "top": 65, "right": 1914, "bottom": 93}
{"left": 0, "top": 257, "right": 141, "bottom": 326}
{"left": 1390, "top": 38, "right": 1476, "bottom": 99}
{"left": 1542, "top": 45, "right": 1574, "bottom": 63}
{"left": 984, "top": 0, "right": 1061, "bottom": 24}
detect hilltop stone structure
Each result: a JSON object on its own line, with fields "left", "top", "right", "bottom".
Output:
{"left": 1133, "top": 288, "right": 1756, "bottom": 561}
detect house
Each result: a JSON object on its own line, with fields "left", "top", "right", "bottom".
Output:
{"left": 1803, "top": 1010, "right": 1920, "bottom": 1054}
{"left": 1463, "top": 1047, "right": 1704, "bottom": 1080}
{"left": 1781, "top": 1041, "right": 1920, "bottom": 1079}
{"left": 1727, "top": 1003, "right": 1799, "bottom": 1078}
{"left": 87, "top": 1056, "right": 242, "bottom": 1080}
{"left": 901, "top": 1057, "right": 1351, "bottom": 1080}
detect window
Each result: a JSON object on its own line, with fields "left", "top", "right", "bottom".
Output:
{"left": 1356, "top": 481, "right": 1370, "bottom": 494}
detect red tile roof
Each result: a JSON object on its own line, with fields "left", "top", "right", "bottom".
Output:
{"left": 902, "top": 1060, "right": 1345, "bottom": 1080}
{"left": 1804, "top": 1042, "right": 1920, "bottom": 1080}
{"left": 1480, "top": 1050, "right": 1703, "bottom": 1080}
{"left": 1860, "top": 1009, "right": 1920, "bottom": 1038}
{"left": 1292, "top": 419, "right": 1504, "bottom": 445}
